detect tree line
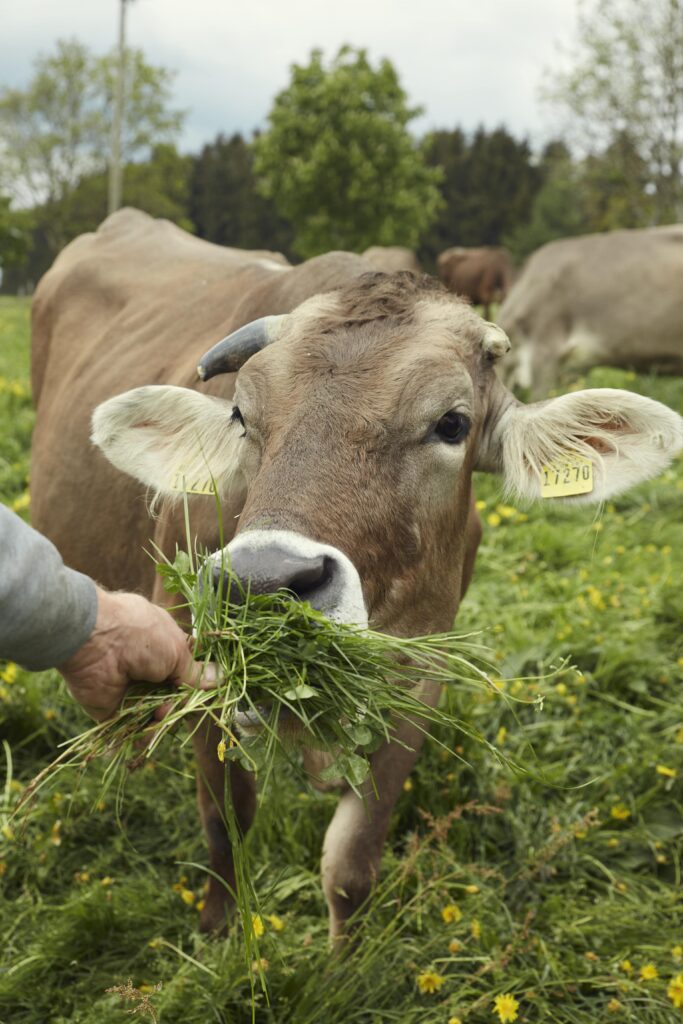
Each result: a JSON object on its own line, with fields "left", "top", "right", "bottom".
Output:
{"left": 1, "top": 0, "right": 681, "bottom": 291}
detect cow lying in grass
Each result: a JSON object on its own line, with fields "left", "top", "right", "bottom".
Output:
{"left": 31, "top": 208, "right": 683, "bottom": 939}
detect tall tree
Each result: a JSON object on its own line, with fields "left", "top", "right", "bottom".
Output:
{"left": 189, "top": 134, "right": 294, "bottom": 256}
{"left": 252, "top": 46, "right": 443, "bottom": 258}
{"left": 543, "top": 0, "right": 683, "bottom": 222}
{"left": 419, "top": 125, "right": 541, "bottom": 266}
{"left": 0, "top": 38, "right": 183, "bottom": 253}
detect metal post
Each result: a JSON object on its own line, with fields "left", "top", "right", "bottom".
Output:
{"left": 108, "top": 0, "right": 127, "bottom": 214}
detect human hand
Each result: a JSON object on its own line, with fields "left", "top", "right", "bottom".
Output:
{"left": 58, "top": 587, "right": 215, "bottom": 722}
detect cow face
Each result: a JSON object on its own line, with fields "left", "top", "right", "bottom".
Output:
{"left": 92, "top": 274, "right": 683, "bottom": 636}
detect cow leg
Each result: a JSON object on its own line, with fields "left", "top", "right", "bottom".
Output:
{"left": 321, "top": 679, "right": 440, "bottom": 944}
{"left": 193, "top": 720, "right": 257, "bottom": 933}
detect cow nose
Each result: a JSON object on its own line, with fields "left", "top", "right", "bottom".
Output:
{"left": 213, "top": 542, "right": 334, "bottom": 604}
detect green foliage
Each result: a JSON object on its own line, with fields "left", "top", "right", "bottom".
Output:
{"left": 542, "top": 0, "right": 683, "bottom": 224}
{"left": 189, "top": 133, "right": 294, "bottom": 256}
{"left": 0, "top": 197, "right": 30, "bottom": 272}
{"left": 0, "top": 38, "right": 184, "bottom": 259}
{"left": 252, "top": 47, "right": 443, "bottom": 258}
{"left": 1, "top": 301, "right": 682, "bottom": 1022}
{"left": 420, "top": 126, "right": 542, "bottom": 267}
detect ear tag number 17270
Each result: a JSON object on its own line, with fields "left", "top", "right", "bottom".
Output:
{"left": 540, "top": 455, "right": 594, "bottom": 498}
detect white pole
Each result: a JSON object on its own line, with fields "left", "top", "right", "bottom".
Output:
{"left": 108, "top": 0, "right": 127, "bottom": 215}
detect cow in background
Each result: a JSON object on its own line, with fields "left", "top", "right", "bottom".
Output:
{"left": 498, "top": 226, "right": 683, "bottom": 398}
{"left": 437, "top": 246, "right": 515, "bottom": 318}
{"left": 362, "top": 246, "right": 422, "bottom": 274}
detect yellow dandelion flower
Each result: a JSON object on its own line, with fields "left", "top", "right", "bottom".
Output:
{"left": 0, "top": 663, "right": 17, "bottom": 684}
{"left": 672, "top": 945, "right": 683, "bottom": 962}
{"left": 668, "top": 973, "right": 683, "bottom": 1009}
{"left": 416, "top": 970, "right": 445, "bottom": 994}
{"left": 607, "top": 838, "right": 620, "bottom": 848}
{"left": 216, "top": 739, "right": 226, "bottom": 763}
{"left": 266, "top": 913, "right": 284, "bottom": 932}
{"left": 196, "top": 899, "right": 205, "bottom": 912}
{"left": 179, "top": 888, "right": 195, "bottom": 906}
{"left": 448, "top": 939, "right": 461, "bottom": 954}
{"left": 100, "top": 876, "right": 114, "bottom": 887}
{"left": 585, "top": 951, "right": 599, "bottom": 962}
{"left": 465, "top": 884, "right": 480, "bottom": 894}
{"left": 607, "top": 998, "right": 623, "bottom": 1013}
{"left": 493, "top": 993, "right": 519, "bottom": 1022}
{"left": 471, "top": 919, "right": 481, "bottom": 940}
{"left": 611, "top": 804, "right": 631, "bottom": 821}
{"left": 639, "top": 963, "right": 658, "bottom": 981}
{"left": 619, "top": 960, "right": 633, "bottom": 974}
{"left": 252, "top": 914, "right": 265, "bottom": 937}
{"left": 487, "top": 512, "right": 502, "bottom": 528}
{"left": 475, "top": 499, "right": 487, "bottom": 511}
{"left": 403, "top": 779, "right": 413, "bottom": 792}
{"left": 656, "top": 764, "right": 677, "bottom": 778}
{"left": 448, "top": 1017, "right": 463, "bottom": 1024}
{"left": 442, "top": 904, "right": 462, "bottom": 924}
{"left": 495, "top": 726, "right": 507, "bottom": 745}
{"left": 496, "top": 504, "right": 517, "bottom": 519}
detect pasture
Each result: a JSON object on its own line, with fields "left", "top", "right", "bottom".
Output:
{"left": 1, "top": 294, "right": 682, "bottom": 1023}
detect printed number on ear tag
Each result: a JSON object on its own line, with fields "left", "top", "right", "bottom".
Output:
{"left": 540, "top": 456, "right": 593, "bottom": 498}
{"left": 170, "top": 472, "right": 215, "bottom": 496}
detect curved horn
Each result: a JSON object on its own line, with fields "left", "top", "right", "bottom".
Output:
{"left": 481, "top": 321, "right": 511, "bottom": 361}
{"left": 197, "top": 315, "right": 287, "bottom": 381}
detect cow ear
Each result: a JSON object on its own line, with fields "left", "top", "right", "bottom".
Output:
{"left": 480, "top": 388, "right": 683, "bottom": 503}
{"left": 91, "top": 385, "right": 243, "bottom": 499}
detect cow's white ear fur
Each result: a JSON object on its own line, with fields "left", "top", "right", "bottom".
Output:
{"left": 91, "top": 385, "right": 242, "bottom": 501}
{"left": 491, "top": 388, "right": 683, "bottom": 503}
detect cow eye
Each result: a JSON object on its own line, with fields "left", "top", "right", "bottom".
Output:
{"left": 434, "top": 411, "right": 470, "bottom": 444}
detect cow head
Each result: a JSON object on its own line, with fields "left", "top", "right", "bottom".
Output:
{"left": 92, "top": 273, "right": 682, "bottom": 636}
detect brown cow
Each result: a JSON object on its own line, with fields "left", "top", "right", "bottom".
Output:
{"left": 437, "top": 246, "right": 515, "bottom": 318}
{"left": 362, "top": 246, "right": 422, "bottom": 274}
{"left": 31, "top": 209, "right": 683, "bottom": 941}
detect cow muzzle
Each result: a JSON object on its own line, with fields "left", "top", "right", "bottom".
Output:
{"left": 208, "top": 529, "right": 368, "bottom": 733}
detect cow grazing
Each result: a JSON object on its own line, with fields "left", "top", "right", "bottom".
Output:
{"left": 362, "top": 246, "right": 422, "bottom": 274}
{"left": 499, "top": 225, "right": 683, "bottom": 398}
{"left": 437, "top": 246, "right": 515, "bottom": 319}
{"left": 31, "top": 209, "right": 683, "bottom": 941}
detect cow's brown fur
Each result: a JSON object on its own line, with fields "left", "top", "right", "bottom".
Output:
{"left": 437, "top": 246, "right": 515, "bottom": 319}
{"left": 31, "top": 210, "right": 506, "bottom": 939}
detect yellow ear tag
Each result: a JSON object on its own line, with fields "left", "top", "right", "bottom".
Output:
{"left": 169, "top": 472, "right": 215, "bottom": 496}
{"left": 540, "top": 455, "right": 593, "bottom": 498}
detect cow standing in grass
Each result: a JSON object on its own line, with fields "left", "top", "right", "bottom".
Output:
{"left": 30, "top": 209, "right": 683, "bottom": 940}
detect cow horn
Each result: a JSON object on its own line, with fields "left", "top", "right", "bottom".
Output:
{"left": 481, "top": 322, "right": 511, "bottom": 361}
{"left": 197, "top": 315, "right": 287, "bottom": 380}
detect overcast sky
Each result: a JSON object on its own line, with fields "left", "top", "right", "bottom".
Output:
{"left": 4, "top": 0, "right": 579, "bottom": 153}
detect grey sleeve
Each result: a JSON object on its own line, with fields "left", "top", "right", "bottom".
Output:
{"left": 0, "top": 504, "right": 98, "bottom": 670}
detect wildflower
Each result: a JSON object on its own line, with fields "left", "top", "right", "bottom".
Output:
{"left": 495, "top": 726, "right": 507, "bottom": 745}
{"left": 475, "top": 499, "right": 487, "bottom": 511}
{"left": 555, "top": 682, "right": 567, "bottom": 697}
{"left": 493, "top": 993, "right": 519, "bottom": 1022}
{"left": 607, "top": 998, "right": 623, "bottom": 1012}
{"left": 608, "top": 838, "right": 620, "bottom": 848}
{"left": 585, "top": 951, "right": 599, "bottom": 962}
{"left": 251, "top": 958, "right": 269, "bottom": 973}
{"left": 50, "top": 820, "right": 62, "bottom": 846}
{"left": 610, "top": 804, "right": 631, "bottom": 821}
{"left": 487, "top": 512, "right": 502, "bottom": 528}
{"left": 656, "top": 764, "right": 677, "bottom": 779}
{"left": 252, "top": 914, "right": 265, "bottom": 937}
{"left": 403, "top": 779, "right": 413, "bottom": 792}
{"left": 148, "top": 937, "right": 164, "bottom": 950}
{"left": 471, "top": 919, "right": 481, "bottom": 940}
{"left": 416, "top": 970, "right": 445, "bottom": 994}
{"left": 179, "top": 888, "right": 195, "bottom": 906}
{"left": 11, "top": 492, "right": 30, "bottom": 513}
{"left": 672, "top": 946, "right": 683, "bottom": 963}
{"left": 74, "top": 870, "right": 90, "bottom": 883}
{"left": 448, "top": 939, "right": 461, "bottom": 954}
{"left": 464, "top": 884, "right": 480, "bottom": 894}
{"left": 217, "top": 739, "right": 226, "bottom": 762}
{"left": 442, "top": 904, "right": 462, "bottom": 924}
{"left": 639, "top": 963, "right": 658, "bottom": 981}
{"left": 100, "top": 876, "right": 114, "bottom": 887}
{"left": 448, "top": 1017, "right": 463, "bottom": 1024}
{"left": 496, "top": 505, "right": 517, "bottom": 519}
{"left": 266, "top": 913, "right": 284, "bottom": 932}
{"left": 0, "top": 663, "right": 17, "bottom": 684}
{"left": 619, "top": 960, "right": 633, "bottom": 974}
{"left": 668, "top": 973, "right": 683, "bottom": 1009}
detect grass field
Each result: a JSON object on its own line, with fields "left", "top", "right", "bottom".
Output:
{"left": 1, "top": 294, "right": 682, "bottom": 1024}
